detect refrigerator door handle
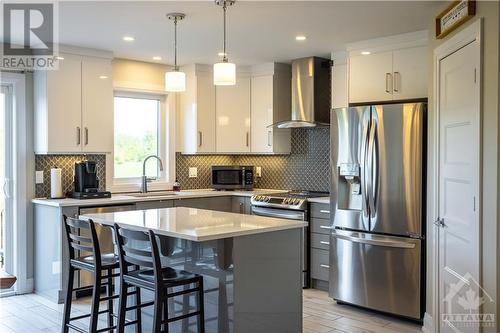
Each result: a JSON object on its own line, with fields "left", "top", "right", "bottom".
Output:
{"left": 332, "top": 230, "right": 416, "bottom": 249}
{"left": 368, "top": 117, "right": 379, "bottom": 218}
{"left": 361, "top": 111, "right": 371, "bottom": 220}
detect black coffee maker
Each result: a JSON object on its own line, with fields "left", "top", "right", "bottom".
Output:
{"left": 69, "top": 160, "right": 111, "bottom": 199}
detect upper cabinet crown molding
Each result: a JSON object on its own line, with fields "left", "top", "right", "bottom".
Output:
{"left": 346, "top": 30, "right": 428, "bottom": 56}
{"left": 59, "top": 44, "right": 113, "bottom": 59}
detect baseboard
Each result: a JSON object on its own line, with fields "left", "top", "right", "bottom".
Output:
{"left": 422, "top": 312, "right": 434, "bottom": 333}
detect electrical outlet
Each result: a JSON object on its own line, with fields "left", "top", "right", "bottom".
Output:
{"left": 256, "top": 166, "right": 262, "bottom": 177}
{"left": 35, "top": 171, "right": 44, "bottom": 184}
{"left": 189, "top": 167, "right": 198, "bottom": 178}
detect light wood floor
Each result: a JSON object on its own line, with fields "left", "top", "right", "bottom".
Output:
{"left": 0, "top": 289, "right": 422, "bottom": 332}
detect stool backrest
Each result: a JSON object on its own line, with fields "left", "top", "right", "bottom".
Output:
{"left": 63, "top": 216, "right": 101, "bottom": 267}
{"left": 113, "top": 224, "right": 162, "bottom": 282}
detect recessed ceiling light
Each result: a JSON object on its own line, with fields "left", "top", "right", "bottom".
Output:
{"left": 295, "top": 35, "right": 307, "bottom": 41}
{"left": 99, "top": 75, "right": 108, "bottom": 79}
{"left": 153, "top": 56, "right": 162, "bottom": 61}
{"left": 122, "top": 36, "right": 135, "bottom": 42}
{"left": 361, "top": 51, "right": 371, "bottom": 55}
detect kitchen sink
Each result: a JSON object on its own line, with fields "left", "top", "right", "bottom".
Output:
{"left": 125, "top": 191, "right": 182, "bottom": 198}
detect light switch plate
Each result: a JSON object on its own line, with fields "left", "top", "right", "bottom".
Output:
{"left": 189, "top": 167, "right": 198, "bottom": 178}
{"left": 256, "top": 166, "right": 262, "bottom": 177}
{"left": 35, "top": 171, "right": 44, "bottom": 184}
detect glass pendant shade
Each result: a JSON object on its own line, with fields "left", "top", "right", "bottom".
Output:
{"left": 165, "top": 70, "right": 186, "bottom": 92}
{"left": 213, "top": 62, "right": 236, "bottom": 86}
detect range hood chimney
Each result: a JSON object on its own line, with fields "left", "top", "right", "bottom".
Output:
{"left": 273, "top": 56, "right": 332, "bottom": 129}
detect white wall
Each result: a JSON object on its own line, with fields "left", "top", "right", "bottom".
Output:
{"left": 426, "top": 2, "right": 500, "bottom": 331}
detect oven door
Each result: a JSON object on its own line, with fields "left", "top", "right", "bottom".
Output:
{"left": 212, "top": 169, "right": 244, "bottom": 189}
{"left": 251, "top": 206, "right": 309, "bottom": 288}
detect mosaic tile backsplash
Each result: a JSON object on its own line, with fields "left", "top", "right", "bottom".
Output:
{"left": 176, "top": 128, "right": 330, "bottom": 192}
{"left": 35, "top": 154, "right": 106, "bottom": 198}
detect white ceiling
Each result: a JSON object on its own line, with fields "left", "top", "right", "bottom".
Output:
{"left": 58, "top": 1, "right": 443, "bottom": 66}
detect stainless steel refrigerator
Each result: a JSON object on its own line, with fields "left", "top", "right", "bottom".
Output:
{"left": 329, "top": 102, "right": 426, "bottom": 320}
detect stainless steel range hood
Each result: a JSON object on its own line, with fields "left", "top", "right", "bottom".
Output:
{"left": 272, "top": 57, "right": 332, "bottom": 129}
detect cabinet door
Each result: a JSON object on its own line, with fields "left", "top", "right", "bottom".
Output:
{"left": 251, "top": 75, "right": 273, "bottom": 153}
{"left": 392, "top": 46, "right": 427, "bottom": 100}
{"left": 231, "top": 196, "right": 250, "bottom": 214}
{"left": 46, "top": 54, "right": 82, "bottom": 153}
{"left": 349, "top": 51, "right": 393, "bottom": 103}
{"left": 81, "top": 57, "right": 113, "bottom": 153}
{"left": 196, "top": 74, "right": 216, "bottom": 153}
{"left": 216, "top": 77, "right": 251, "bottom": 153}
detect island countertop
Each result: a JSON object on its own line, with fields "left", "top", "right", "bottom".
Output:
{"left": 80, "top": 206, "right": 307, "bottom": 242}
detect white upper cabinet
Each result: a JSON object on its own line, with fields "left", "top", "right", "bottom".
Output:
{"left": 216, "top": 74, "right": 251, "bottom": 153}
{"left": 178, "top": 65, "right": 216, "bottom": 154}
{"left": 349, "top": 51, "right": 393, "bottom": 103}
{"left": 251, "top": 63, "right": 291, "bottom": 154}
{"left": 392, "top": 46, "right": 428, "bottom": 100}
{"left": 34, "top": 51, "right": 113, "bottom": 154}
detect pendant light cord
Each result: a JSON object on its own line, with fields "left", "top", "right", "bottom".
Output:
{"left": 174, "top": 17, "right": 178, "bottom": 71}
{"left": 223, "top": 2, "right": 228, "bottom": 62}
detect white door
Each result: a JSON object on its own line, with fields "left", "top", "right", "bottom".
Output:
{"left": 251, "top": 75, "right": 273, "bottom": 153}
{"left": 392, "top": 46, "right": 427, "bottom": 100}
{"left": 438, "top": 40, "right": 480, "bottom": 333}
{"left": 81, "top": 56, "right": 113, "bottom": 153}
{"left": 349, "top": 51, "right": 393, "bottom": 103}
{"left": 216, "top": 76, "right": 251, "bottom": 153}
{"left": 47, "top": 54, "right": 83, "bottom": 153}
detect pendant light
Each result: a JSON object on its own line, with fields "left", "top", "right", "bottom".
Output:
{"left": 213, "top": 0, "right": 236, "bottom": 86}
{"left": 165, "top": 13, "right": 186, "bottom": 92}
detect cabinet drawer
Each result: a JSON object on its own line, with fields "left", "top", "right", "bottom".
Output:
{"left": 311, "top": 203, "right": 331, "bottom": 219}
{"left": 311, "top": 248, "right": 330, "bottom": 282}
{"left": 310, "top": 218, "right": 333, "bottom": 235}
{"left": 311, "top": 233, "right": 330, "bottom": 250}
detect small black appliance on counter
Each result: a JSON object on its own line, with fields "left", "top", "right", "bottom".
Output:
{"left": 68, "top": 160, "right": 111, "bottom": 199}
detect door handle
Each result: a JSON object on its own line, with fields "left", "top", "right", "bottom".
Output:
{"left": 320, "top": 264, "right": 330, "bottom": 269}
{"left": 76, "top": 127, "right": 81, "bottom": 145}
{"left": 84, "top": 127, "right": 89, "bottom": 145}
{"left": 332, "top": 231, "right": 416, "bottom": 249}
{"left": 393, "top": 71, "right": 400, "bottom": 92}
{"left": 319, "top": 210, "right": 330, "bottom": 214}
{"left": 434, "top": 218, "right": 446, "bottom": 228}
{"left": 198, "top": 131, "right": 202, "bottom": 147}
{"left": 320, "top": 241, "right": 330, "bottom": 245}
{"left": 367, "top": 116, "right": 378, "bottom": 219}
{"left": 385, "top": 73, "right": 392, "bottom": 93}
{"left": 319, "top": 225, "right": 334, "bottom": 230}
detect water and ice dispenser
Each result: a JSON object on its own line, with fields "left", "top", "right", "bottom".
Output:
{"left": 337, "top": 163, "right": 363, "bottom": 211}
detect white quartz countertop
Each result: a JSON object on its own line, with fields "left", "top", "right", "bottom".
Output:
{"left": 32, "top": 189, "right": 288, "bottom": 208}
{"left": 307, "top": 197, "right": 330, "bottom": 204}
{"left": 80, "top": 207, "right": 307, "bottom": 242}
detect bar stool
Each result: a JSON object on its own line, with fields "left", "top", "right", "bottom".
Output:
{"left": 62, "top": 216, "right": 140, "bottom": 333}
{"left": 113, "top": 224, "right": 205, "bottom": 333}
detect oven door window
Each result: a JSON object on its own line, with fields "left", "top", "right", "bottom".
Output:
{"left": 213, "top": 170, "right": 242, "bottom": 185}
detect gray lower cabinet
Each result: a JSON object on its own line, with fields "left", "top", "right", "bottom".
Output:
{"left": 309, "top": 202, "right": 331, "bottom": 287}
{"left": 135, "top": 200, "right": 174, "bottom": 210}
{"left": 231, "top": 196, "right": 251, "bottom": 214}
{"left": 174, "top": 196, "right": 233, "bottom": 212}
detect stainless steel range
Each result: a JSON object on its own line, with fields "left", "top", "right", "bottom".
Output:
{"left": 251, "top": 191, "right": 329, "bottom": 288}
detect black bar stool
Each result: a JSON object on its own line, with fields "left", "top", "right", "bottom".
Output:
{"left": 62, "top": 216, "right": 140, "bottom": 333}
{"left": 113, "top": 224, "right": 205, "bottom": 333}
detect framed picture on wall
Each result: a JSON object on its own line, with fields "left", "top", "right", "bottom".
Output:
{"left": 436, "top": 0, "right": 476, "bottom": 39}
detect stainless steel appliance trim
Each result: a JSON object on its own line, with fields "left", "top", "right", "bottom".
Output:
{"left": 250, "top": 206, "right": 305, "bottom": 221}
{"left": 332, "top": 229, "right": 416, "bottom": 249}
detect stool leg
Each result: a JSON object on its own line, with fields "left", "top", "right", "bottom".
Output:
{"left": 198, "top": 278, "right": 205, "bottom": 333}
{"left": 163, "top": 298, "right": 169, "bottom": 333}
{"left": 135, "top": 286, "right": 142, "bottom": 333}
{"left": 106, "top": 268, "right": 114, "bottom": 329}
{"left": 61, "top": 266, "right": 75, "bottom": 333}
{"left": 152, "top": 288, "right": 163, "bottom": 333}
{"left": 90, "top": 271, "right": 102, "bottom": 332}
{"left": 116, "top": 279, "right": 128, "bottom": 333}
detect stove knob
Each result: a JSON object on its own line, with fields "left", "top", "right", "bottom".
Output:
{"left": 264, "top": 196, "right": 270, "bottom": 202}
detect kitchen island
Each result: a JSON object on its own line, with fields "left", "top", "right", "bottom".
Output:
{"left": 80, "top": 207, "right": 306, "bottom": 333}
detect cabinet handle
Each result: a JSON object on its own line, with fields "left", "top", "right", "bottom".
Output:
{"left": 393, "top": 71, "right": 400, "bottom": 93}
{"left": 320, "top": 210, "right": 330, "bottom": 214}
{"left": 84, "top": 127, "right": 89, "bottom": 145}
{"left": 246, "top": 132, "right": 249, "bottom": 147}
{"left": 320, "top": 264, "right": 330, "bottom": 269}
{"left": 267, "top": 130, "right": 272, "bottom": 147}
{"left": 240, "top": 202, "right": 244, "bottom": 214}
{"left": 76, "top": 127, "right": 81, "bottom": 145}
{"left": 385, "top": 73, "right": 392, "bottom": 93}
{"left": 198, "top": 131, "right": 203, "bottom": 147}
{"left": 319, "top": 225, "right": 334, "bottom": 230}
{"left": 320, "top": 241, "right": 330, "bottom": 245}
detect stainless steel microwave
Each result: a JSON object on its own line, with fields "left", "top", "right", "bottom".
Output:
{"left": 211, "top": 166, "right": 254, "bottom": 190}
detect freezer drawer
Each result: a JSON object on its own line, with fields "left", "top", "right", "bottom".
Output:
{"left": 329, "top": 230, "right": 422, "bottom": 319}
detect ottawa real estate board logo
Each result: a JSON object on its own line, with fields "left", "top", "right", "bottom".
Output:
{"left": 1, "top": 2, "right": 59, "bottom": 70}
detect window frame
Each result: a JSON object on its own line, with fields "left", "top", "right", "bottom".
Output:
{"left": 107, "top": 90, "right": 175, "bottom": 193}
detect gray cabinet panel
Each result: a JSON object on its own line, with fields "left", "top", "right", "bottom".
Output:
{"left": 310, "top": 218, "right": 332, "bottom": 235}
{"left": 311, "top": 203, "right": 331, "bottom": 219}
{"left": 231, "top": 196, "right": 251, "bottom": 214}
{"left": 311, "top": 248, "right": 330, "bottom": 282}
{"left": 174, "top": 196, "right": 233, "bottom": 212}
{"left": 311, "top": 233, "right": 330, "bottom": 250}
{"left": 135, "top": 200, "right": 174, "bottom": 210}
